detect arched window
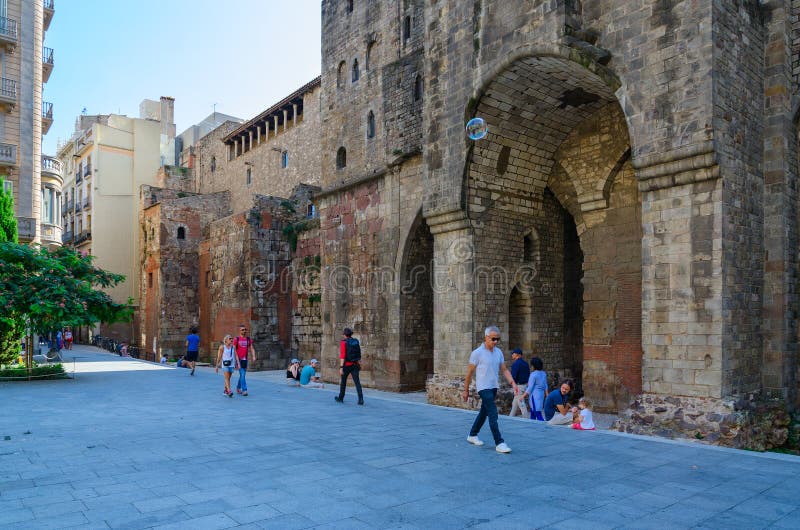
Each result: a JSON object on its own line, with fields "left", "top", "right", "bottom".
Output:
{"left": 281, "top": 150, "right": 289, "bottom": 168}
{"left": 346, "top": 0, "right": 353, "bottom": 13}
{"left": 403, "top": 16, "right": 411, "bottom": 42}
{"left": 352, "top": 59, "right": 360, "bottom": 83}
{"left": 210, "top": 156, "right": 216, "bottom": 172}
{"left": 177, "top": 227, "right": 186, "bottom": 240}
{"left": 413, "top": 74, "right": 423, "bottom": 101}
{"left": 367, "top": 111, "right": 376, "bottom": 139}
{"left": 366, "top": 41, "right": 375, "bottom": 71}
{"left": 336, "top": 147, "right": 347, "bottom": 169}
{"left": 337, "top": 61, "right": 346, "bottom": 88}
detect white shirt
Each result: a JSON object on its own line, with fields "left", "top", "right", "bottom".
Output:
{"left": 469, "top": 344, "right": 504, "bottom": 392}
{"left": 579, "top": 409, "right": 595, "bottom": 430}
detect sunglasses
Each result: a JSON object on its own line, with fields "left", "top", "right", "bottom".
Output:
{"left": 489, "top": 337, "right": 500, "bottom": 342}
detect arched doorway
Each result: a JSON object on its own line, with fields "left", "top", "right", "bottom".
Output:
{"left": 399, "top": 213, "right": 434, "bottom": 391}
{"left": 467, "top": 54, "right": 642, "bottom": 411}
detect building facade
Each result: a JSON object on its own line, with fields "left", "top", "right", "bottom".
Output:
{"left": 315, "top": 0, "right": 799, "bottom": 447}
{"left": 1, "top": 0, "right": 57, "bottom": 245}
{"left": 138, "top": 80, "right": 322, "bottom": 367}
{"left": 58, "top": 97, "right": 176, "bottom": 342}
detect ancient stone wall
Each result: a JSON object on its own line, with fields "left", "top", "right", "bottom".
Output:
{"left": 291, "top": 223, "right": 322, "bottom": 362}
{"left": 155, "top": 166, "right": 194, "bottom": 193}
{"left": 139, "top": 187, "right": 231, "bottom": 359}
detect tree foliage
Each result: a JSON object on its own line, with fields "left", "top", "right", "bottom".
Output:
{"left": 0, "top": 189, "right": 17, "bottom": 243}
{"left": 0, "top": 242, "right": 133, "bottom": 338}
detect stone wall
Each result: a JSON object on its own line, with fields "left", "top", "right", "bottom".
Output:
{"left": 291, "top": 223, "right": 322, "bottom": 362}
{"left": 139, "top": 186, "right": 230, "bottom": 358}
{"left": 196, "top": 86, "right": 322, "bottom": 206}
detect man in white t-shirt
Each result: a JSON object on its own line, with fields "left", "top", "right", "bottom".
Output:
{"left": 462, "top": 325, "right": 518, "bottom": 454}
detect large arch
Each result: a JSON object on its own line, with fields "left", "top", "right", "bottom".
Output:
{"left": 398, "top": 211, "right": 435, "bottom": 391}
{"left": 464, "top": 53, "right": 642, "bottom": 412}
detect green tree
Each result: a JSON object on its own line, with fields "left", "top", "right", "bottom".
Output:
{"left": 0, "top": 242, "right": 133, "bottom": 367}
{"left": 0, "top": 188, "right": 17, "bottom": 243}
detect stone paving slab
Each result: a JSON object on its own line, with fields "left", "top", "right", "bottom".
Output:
{"left": 1, "top": 345, "right": 799, "bottom": 529}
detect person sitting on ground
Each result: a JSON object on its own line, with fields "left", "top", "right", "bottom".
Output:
{"left": 571, "top": 396, "right": 596, "bottom": 430}
{"left": 300, "top": 359, "right": 324, "bottom": 388}
{"left": 543, "top": 379, "right": 573, "bottom": 425}
{"left": 508, "top": 348, "right": 530, "bottom": 417}
{"left": 159, "top": 353, "right": 167, "bottom": 364}
{"left": 286, "top": 358, "right": 301, "bottom": 386}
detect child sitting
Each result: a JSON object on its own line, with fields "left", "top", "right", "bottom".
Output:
{"left": 571, "top": 397, "right": 596, "bottom": 431}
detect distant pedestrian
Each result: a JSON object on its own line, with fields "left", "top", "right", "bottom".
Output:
{"left": 508, "top": 348, "right": 530, "bottom": 417}
{"left": 286, "top": 358, "right": 301, "bottom": 386}
{"left": 543, "top": 380, "right": 573, "bottom": 425}
{"left": 233, "top": 325, "right": 255, "bottom": 396}
{"left": 56, "top": 329, "right": 63, "bottom": 351}
{"left": 335, "top": 327, "right": 363, "bottom": 405}
{"left": 64, "top": 328, "right": 73, "bottom": 350}
{"left": 463, "top": 326, "right": 518, "bottom": 453}
{"left": 159, "top": 353, "right": 167, "bottom": 364}
{"left": 571, "top": 397, "right": 596, "bottom": 431}
{"left": 215, "top": 334, "right": 238, "bottom": 397}
{"left": 521, "top": 357, "right": 548, "bottom": 421}
{"left": 300, "top": 359, "right": 324, "bottom": 388}
{"left": 185, "top": 326, "right": 200, "bottom": 376}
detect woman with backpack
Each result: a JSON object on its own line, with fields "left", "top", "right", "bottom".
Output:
{"left": 334, "top": 327, "right": 363, "bottom": 405}
{"left": 215, "top": 334, "right": 239, "bottom": 397}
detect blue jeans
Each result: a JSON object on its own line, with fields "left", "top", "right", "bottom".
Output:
{"left": 469, "top": 388, "right": 503, "bottom": 444}
{"left": 236, "top": 359, "right": 248, "bottom": 392}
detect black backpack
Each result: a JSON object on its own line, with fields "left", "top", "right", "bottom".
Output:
{"left": 344, "top": 338, "right": 361, "bottom": 363}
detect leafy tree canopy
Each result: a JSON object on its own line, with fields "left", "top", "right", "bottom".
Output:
{"left": 0, "top": 189, "right": 17, "bottom": 243}
{"left": 0, "top": 242, "right": 132, "bottom": 335}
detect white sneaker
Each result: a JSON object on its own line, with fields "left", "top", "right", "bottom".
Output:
{"left": 466, "top": 435, "right": 484, "bottom": 446}
{"left": 495, "top": 442, "right": 511, "bottom": 454}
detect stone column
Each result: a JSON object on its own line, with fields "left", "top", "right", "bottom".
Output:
{"left": 425, "top": 210, "right": 477, "bottom": 408}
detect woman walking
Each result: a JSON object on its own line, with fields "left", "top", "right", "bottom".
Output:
{"left": 521, "top": 357, "right": 548, "bottom": 421}
{"left": 215, "top": 335, "right": 239, "bottom": 397}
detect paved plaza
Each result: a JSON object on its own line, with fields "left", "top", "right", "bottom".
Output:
{"left": 1, "top": 346, "right": 799, "bottom": 529}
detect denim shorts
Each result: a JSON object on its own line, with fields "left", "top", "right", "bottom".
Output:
{"left": 222, "top": 366, "right": 234, "bottom": 373}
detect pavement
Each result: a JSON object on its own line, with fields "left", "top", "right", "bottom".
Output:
{"left": 1, "top": 345, "right": 799, "bottom": 529}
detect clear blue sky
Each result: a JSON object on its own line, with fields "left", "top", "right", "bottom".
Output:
{"left": 43, "top": 0, "right": 322, "bottom": 155}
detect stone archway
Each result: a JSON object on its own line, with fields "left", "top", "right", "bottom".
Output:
{"left": 465, "top": 54, "right": 642, "bottom": 412}
{"left": 398, "top": 212, "right": 435, "bottom": 391}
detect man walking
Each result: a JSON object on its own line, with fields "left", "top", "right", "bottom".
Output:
{"left": 335, "top": 327, "right": 364, "bottom": 405}
{"left": 508, "top": 348, "right": 530, "bottom": 417}
{"left": 463, "top": 326, "right": 518, "bottom": 453}
{"left": 233, "top": 325, "right": 256, "bottom": 396}
{"left": 185, "top": 326, "right": 200, "bottom": 376}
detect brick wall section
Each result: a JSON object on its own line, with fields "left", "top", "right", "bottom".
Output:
{"left": 139, "top": 187, "right": 231, "bottom": 358}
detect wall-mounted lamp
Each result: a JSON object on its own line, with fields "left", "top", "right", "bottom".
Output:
{"left": 244, "top": 161, "right": 254, "bottom": 167}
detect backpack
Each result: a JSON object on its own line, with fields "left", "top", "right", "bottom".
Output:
{"left": 344, "top": 337, "right": 361, "bottom": 363}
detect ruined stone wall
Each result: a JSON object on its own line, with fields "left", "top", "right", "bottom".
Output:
{"left": 139, "top": 188, "right": 231, "bottom": 359}
{"left": 291, "top": 222, "right": 322, "bottom": 361}
{"left": 155, "top": 166, "right": 195, "bottom": 193}
{"left": 197, "top": 89, "right": 322, "bottom": 207}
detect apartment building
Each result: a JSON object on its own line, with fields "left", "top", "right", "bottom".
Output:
{"left": 0, "top": 0, "right": 58, "bottom": 245}
{"left": 58, "top": 97, "right": 176, "bottom": 341}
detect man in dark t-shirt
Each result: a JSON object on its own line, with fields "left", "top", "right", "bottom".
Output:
{"left": 543, "top": 380, "right": 573, "bottom": 424}
{"left": 509, "top": 348, "right": 530, "bottom": 417}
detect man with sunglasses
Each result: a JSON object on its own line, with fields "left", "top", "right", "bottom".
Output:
{"left": 462, "top": 326, "right": 518, "bottom": 453}
{"left": 233, "top": 325, "right": 256, "bottom": 396}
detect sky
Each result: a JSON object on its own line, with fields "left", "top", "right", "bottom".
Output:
{"left": 43, "top": 0, "right": 322, "bottom": 155}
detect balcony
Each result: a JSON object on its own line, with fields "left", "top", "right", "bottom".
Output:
{"left": 40, "top": 222, "right": 62, "bottom": 247}
{"left": 74, "top": 230, "right": 91, "bottom": 245}
{"left": 83, "top": 164, "right": 91, "bottom": 177}
{"left": 42, "top": 101, "right": 53, "bottom": 134}
{"left": 41, "top": 155, "right": 62, "bottom": 186}
{"left": 0, "top": 143, "right": 16, "bottom": 166}
{"left": 43, "top": 0, "right": 54, "bottom": 32}
{"left": 75, "top": 201, "right": 82, "bottom": 213}
{"left": 83, "top": 197, "right": 91, "bottom": 209}
{"left": 0, "top": 77, "right": 16, "bottom": 110}
{"left": 63, "top": 200, "right": 73, "bottom": 215}
{"left": 0, "top": 16, "right": 17, "bottom": 51}
{"left": 16, "top": 217, "right": 36, "bottom": 242}
{"left": 75, "top": 170, "right": 82, "bottom": 185}
{"left": 62, "top": 230, "right": 73, "bottom": 244}
{"left": 42, "top": 47, "right": 54, "bottom": 83}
